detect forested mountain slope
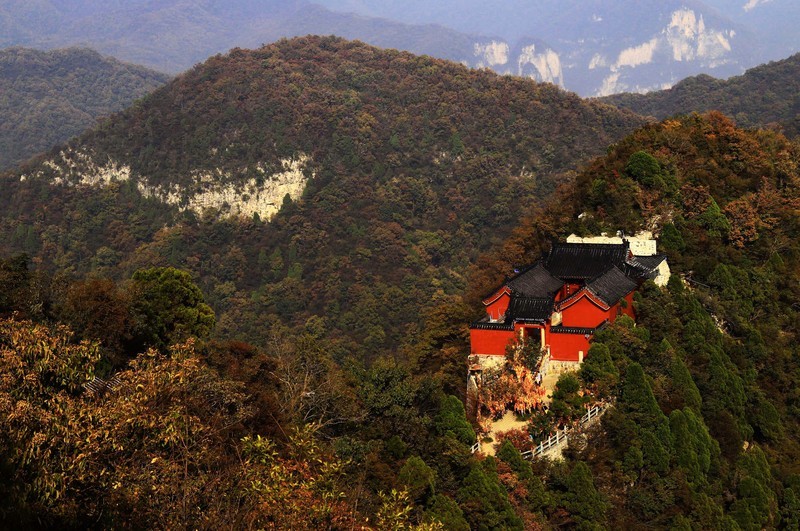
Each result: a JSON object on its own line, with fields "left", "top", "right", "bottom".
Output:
{"left": 602, "top": 52, "right": 800, "bottom": 137}
{"left": 0, "top": 47, "right": 169, "bottom": 170}
{"left": 462, "top": 111, "right": 800, "bottom": 528}
{"left": 0, "top": 36, "right": 646, "bottom": 362}
{"left": 4, "top": 106, "right": 800, "bottom": 528}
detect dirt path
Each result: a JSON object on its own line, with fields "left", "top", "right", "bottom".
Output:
{"left": 541, "top": 372, "right": 560, "bottom": 404}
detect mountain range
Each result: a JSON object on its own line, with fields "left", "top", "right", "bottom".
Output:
{"left": 317, "top": 0, "right": 762, "bottom": 95}
{"left": 0, "top": 1, "right": 484, "bottom": 77}
{"left": 0, "top": 36, "right": 645, "bottom": 359}
{"left": 2, "top": 0, "right": 798, "bottom": 96}
{"left": 0, "top": 46, "right": 169, "bottom": 171}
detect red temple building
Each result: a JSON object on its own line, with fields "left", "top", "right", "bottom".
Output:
{"left": 469, "top": 237, "right": 669, "bottom": 369}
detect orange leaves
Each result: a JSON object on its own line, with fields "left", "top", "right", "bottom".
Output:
{"left": 477, "top": 353, "right": 545, "bottom": 422}
{"left": 724, "top": 195, "right": 760, "bottom": 248}
{"left": 0, "top": 316, "right": 372, "bottom": 527}
{"left": 240, "top": 425, "right": 364, "bottom": 529}
{"left": 680, "top": 182, "right": 713, "bottom": 219}
{"left": 0, "top": 318, "right": 99, "bottom": 417}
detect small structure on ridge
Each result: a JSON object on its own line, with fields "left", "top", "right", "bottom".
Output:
{"left": 469, "top": 234, "right": 669, "bottom": 372}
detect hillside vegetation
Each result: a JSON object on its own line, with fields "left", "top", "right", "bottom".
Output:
{"left": 2, "top": 33, "right": 800, "bottom": 525}
{"left": 3, "top": 110, "right": 799, "bottom": 529}
{"left": 0, "top": 47, "right": 169, "bottom": 170}
{"left": 463, "top": 111, "right": 800, "bottom": 528}
{"left": 602, "top": 52, "right": 800, "bottom": 137}
{"left": 0, "top": 36, "right": 645, "bottom": 364}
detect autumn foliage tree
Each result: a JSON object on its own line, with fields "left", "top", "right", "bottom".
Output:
{"left": 0, "top": 317, "right": 373, "bottom": 528}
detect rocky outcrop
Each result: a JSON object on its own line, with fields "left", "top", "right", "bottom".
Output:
{"left": 24, "top": 149, "right": 312, "bottom": 221}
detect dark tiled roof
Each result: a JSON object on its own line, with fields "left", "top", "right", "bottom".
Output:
{"left": 545, "top": 242, "right": 629, "bottom": 280}
{"left": 470, "top": 316, "right": 514, "bottom": 331}
{"left": 631, "top": 254, "right": 666, "bottom": 270}
{"left": 624, "top": 254, "right": 667, "bottom": 281}
{"left": 507, "top": 262, "right": 563, "bottom": 298}
{"left": 550, "top": 326, "right": 596, "bottom": 335}
{"left": 586, "top": 266, "right": 638, "bottom": 306}
{"left": 551, "top": 320, "right": 609, "bottom": 335}
{"left": 507, "top": 296, "right": 553, "bottom": 322}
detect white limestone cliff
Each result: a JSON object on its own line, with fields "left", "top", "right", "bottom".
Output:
{"left": 517, "top": 44, "right": 564, "bottom": 86}
{"left": 137, "top": 156, "right": 311, "bottom": 220}
{"left": 473, "top": 41, "right": 509, "bottom": 67}
{"left": 592, "top": 8, "right": 737, "bottom": 95}
{"left": 25, "top": 149, "right": 312, "bottom": 221}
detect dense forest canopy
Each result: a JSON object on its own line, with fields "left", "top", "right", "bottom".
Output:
{"left": 4, "top": 35, "right": 800, "bottom": 529}
{"left": 0, "top": 46, "right": 169, "bottom": 170}
{"left": 4, "top": 108, "right": 800, "bottom": 528}
{"left": 460, "top": 111, "right": 800, "bottom": 528}
{"left": 0, "top": 36, "right": 645, "bottom": 363}
{"left": 601, "top": 52, "right": 800, "bottom": 138}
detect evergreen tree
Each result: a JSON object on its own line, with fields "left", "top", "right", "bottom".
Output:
{"left": 561, "top": 462, "right": 609, "bottom": 531}
{"left": 625, "top": 150, "right": 663, "bottom": 188}
{"left": 670, "top": 356, "right": 702, "bottom": 413}
{"left": 669, "top": 408, "right": 716, "bottom": 487}
{"left": 579, "top": 343, "right": 619, "bottom": 398}
{"left": 496, "top": 441, "right": 533, "bottom": 481}
{"left": 128, "top": 267, "right": 215, "bottom": 350}
{"left": 457, "top": 459, "right": 524, "bottom": 531}
{"left": 621, "top": 363, "right": 667, "bottom": 430}
{"left": 399, "top": 456, "right": 437, "bottom": 502}
{"left": 780, "top": 487, "right": 800, "bottom": 531}
{"left": 434, "top": 395, "right": 476, "bottom": 446}
{"left": 660, "top": 222, "right": 686, "bottom": 251}
{"left": 425, "top": 494, "right": 469, "bottom": 531}
{"left": 730, "top": 446, "right": 777, "bottom": 531}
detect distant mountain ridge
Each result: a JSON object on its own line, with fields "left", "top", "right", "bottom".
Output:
{"left": 317, "top": 0, "right": 761, "bottom": 96}
{"left": 600, "top": 52, "right": 800, "bottom": 137}
{"left": 0, "top": 0, "right": 551, "bottom": 81}
{"left": 0, "top": 47, "right": 169, "bottom": 171}
{"left": 702, "top": 0, "right": 800, "bottom": 62}
{"left": 1, "top": 0, "right": 785, "bottom": 96}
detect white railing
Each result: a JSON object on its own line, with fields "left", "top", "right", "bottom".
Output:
{"left": 470, "top": 441, "right": 480, "bottom": 454}
{"left": 524, "top": 428, "right": 569, "bottom": 459}
{"left": 522, "top": 403, "right": 610, "bottom": 460}
{"left": 581, "top": 404, "right": 603, "bottom": 425}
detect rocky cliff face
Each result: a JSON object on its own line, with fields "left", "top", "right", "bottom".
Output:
{"left": 583, "top": 7, "right": 742, "bottom": 95}
{"left": 456, "top": 4, "right": 744, "bottom": 96}
{"left": 22, "top": 149, "right": 312, "bottom": 221}
{"left": 471, "top": 40, "right": 564, "bottom": 87}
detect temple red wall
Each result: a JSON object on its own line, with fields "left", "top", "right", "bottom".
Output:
{"left": 557, "top": 283, "right": 582, "bottom": 301}
{"left": 484, "top": 291, "right": 511, "bottom": 321}
{"left": 474, "top": 288, "right": 638, "bottom": 362}
{"left": 606, "top": 293, "right": 636, "bottom": 323}
{"left": 547, "top": 330, "right": 591, "bottom": 362}
{"left": 560, "top": 295, "right": 611, "bottom": 328}
{"left": 469, "top": 328, "right": 516, "bottom": 355}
